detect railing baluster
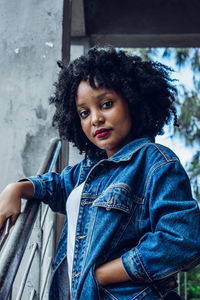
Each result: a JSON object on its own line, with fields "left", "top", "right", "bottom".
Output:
{"left": 184, "top": 272, "right": 187, "bottom": 300}
{"left": 41, "top": 205, "right": 50, "bottom": 229}
{"left": 29, "top": 289, "right": 36, "bottom": 300}
{"left": 15, "top": 243, "right": 38, "bottom": 300}
{"left": 41, "top": 220, "right": 54, "bottom": 263}
{"left": 40, "top": 257, "right": 53, "bottom": 299}
{"left": 177, "top": 272, "right": 181, "bottom": 295}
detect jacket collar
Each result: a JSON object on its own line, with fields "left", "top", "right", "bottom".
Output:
{"left": 109, "top": 136, "right": 154, "bottom": 163}
{"left": 86, "top": 136, "right": 154, "bottom": 166}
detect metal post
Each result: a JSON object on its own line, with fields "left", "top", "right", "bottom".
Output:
{"left": 184, "top": 272, "right": 187, "bottom": 300}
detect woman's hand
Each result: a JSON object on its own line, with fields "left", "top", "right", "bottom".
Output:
{"left": 94, "top": 257, "right": 131, "bottom": 286}
{"left": 0, "top": 181, "right": 34, "bottom": 229}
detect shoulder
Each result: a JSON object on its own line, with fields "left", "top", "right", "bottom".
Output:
{"left": 133, "top": 142, "right": 187, "bottom": 185}
{"left": 139, "top": 142, "right": 180, "bottom": 165}
{"left": 61, "top": 159, "right": 86, "bottom": 177}
{"left": 140, "top": 143, "right": 191, "bottom": 190}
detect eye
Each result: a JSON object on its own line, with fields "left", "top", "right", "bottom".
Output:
{"left": 79, "top": 110, "right": 89, "bottom": 119}
{"left": 102, "top": 100, "right": 113, "bottom": 109}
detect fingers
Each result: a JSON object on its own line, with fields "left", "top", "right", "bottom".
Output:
{"left": 11, "top": 214, "right": 19, "bottom": 226}
{"left": 0, "top": 214, "right": 7, "bottom": 230}
{"left": 0, "top": 213, "right": 19, "bottom": 231}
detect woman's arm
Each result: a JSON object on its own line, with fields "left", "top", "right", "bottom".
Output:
{"left": 96, "top": 160, "right": 200, "bottom": 286}
{"left": 0, "top": 181, "right": 34, "bottom": 229}
{"left": 120, "top": 161, "right": 200, "bottom": 283}
{"left": 95, "top": 257, "right": 130, "bottom": 286}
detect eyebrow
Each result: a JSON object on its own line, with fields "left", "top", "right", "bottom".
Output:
{"left": 76, "top": 92, "right": 112, "bottom": 108}
{"left": 76, "top": 103, "right": 86, "bottom": 108}
{"left": 96, "top": 92, "right": 111, "bottom": 99}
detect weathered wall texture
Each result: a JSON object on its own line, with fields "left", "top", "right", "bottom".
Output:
{"left": 0, "top": 0, "right": 63, "bottom": 191}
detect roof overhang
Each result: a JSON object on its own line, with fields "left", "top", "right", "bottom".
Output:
{"left": 71, "top": 0, "right": 200, "bottom": 47}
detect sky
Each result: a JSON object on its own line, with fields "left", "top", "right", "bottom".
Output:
{"left": 152, "top": 48, "right": 197, "bottom": 168}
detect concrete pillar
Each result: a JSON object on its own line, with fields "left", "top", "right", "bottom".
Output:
{"left": 0, "top": 0, "right": 63, "bottom": 191}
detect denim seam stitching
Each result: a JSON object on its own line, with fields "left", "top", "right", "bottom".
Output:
{"left": 92, "top": 203, "right": 131, "bottom": 214}
{"left": 152, "top": 283, "right": 165, "bottom": 298}
{"left": 109, "top": 142, "right": 152, "bottom": 163}
{"left": 102, "top": 288, "right": 118, "bottom": 300}
{"left": 135, "top": 247, "right": 152, "bottom": 281}
{"left": 108, "top": 203, "right": 137, "bottom": 253}
{"left": 153, "top": 143, "right": 171, "bottom": 161}
{"left": 96, "top": 176, "right": 105, "bottom": 194}
{"left": 137, "top": 202, "right": 145, "bottom": 236}
{"left": 144, "top": 160, "right": 178, "bottom": 198}
{"left": 131, "top": 286, "right": 152, "bottom": 300}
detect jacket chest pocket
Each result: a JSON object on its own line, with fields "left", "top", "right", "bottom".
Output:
{"left": 92, "top": 185, "right": 135, "bottom": 214}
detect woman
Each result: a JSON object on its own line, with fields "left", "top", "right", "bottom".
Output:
{"left": 0, "top": 47, "right": 200, "bottom": 299}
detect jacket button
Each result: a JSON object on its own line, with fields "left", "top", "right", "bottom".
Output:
{"left": 106, "top": 207, "right": 111, "bottom": 211}
{"left": 78, "top": 234, "right": 87, "bottom": 239}
{"left": 72, "top": 272, "right": 81, "bottom": 278}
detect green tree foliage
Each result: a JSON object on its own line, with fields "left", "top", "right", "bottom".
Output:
{"left": 163, "top": 49, "right": 200, "bottom": 202}
{"left": 179, "top": 265, "right": 200, "bottom": 299}
{"left": 131, "top": 48, "right": 200, "bottom": 201}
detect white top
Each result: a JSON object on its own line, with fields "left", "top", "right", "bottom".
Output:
{"left": 66, "top": 181, "right": 85, "bottom": 297}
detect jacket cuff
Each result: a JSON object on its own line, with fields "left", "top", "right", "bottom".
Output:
{"left": 121, "top": 248, "right": 152, "bottom": 283}
{"left": 18, "top": 176, "right": 46, "bottom": 199}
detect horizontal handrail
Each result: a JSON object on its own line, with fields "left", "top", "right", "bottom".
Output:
{"left": 0, "top": 137, "right": 61, "bottom": 300}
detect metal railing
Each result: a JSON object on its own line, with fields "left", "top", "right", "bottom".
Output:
{"left": 0, "top": 138, "right": 62, "bottom": 300}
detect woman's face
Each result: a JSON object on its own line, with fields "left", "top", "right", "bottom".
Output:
{"left": 76, "top": 81, "right": 132, "bottom": 158}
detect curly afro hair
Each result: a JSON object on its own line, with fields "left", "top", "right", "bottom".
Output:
{"left": 50, "top": 47, "right": 178, "bottom": 158}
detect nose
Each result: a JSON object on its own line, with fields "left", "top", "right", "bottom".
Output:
{"left": 91, "top": 109, "right": 105, "bottom": 126}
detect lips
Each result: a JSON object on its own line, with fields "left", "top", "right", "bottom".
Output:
{"left": 94, "top": 128, "right": 111, "bottom": 138}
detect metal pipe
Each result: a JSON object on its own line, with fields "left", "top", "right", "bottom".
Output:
{"left": 0, "top": 200, "right": 41, "bottom": 299}
{"left": 29, "top": 289, "right": 36, "bottom": 300}
{"left": 15, "top": 243, "right": 38, "bottom": 300}
{"left": 48, "top": 140, "right": 62, "bottom": 172}
{"left": 41, "top": 205, "right": 49, "bottom": 229}
{"left": 41, "top": 221, "right": 54, "bottom": 263}
{"left": 184, "top": 272, "right": 187, "bottom": 300}
{"left": 40, "top": 257, "right": 53, "bottom": 299}
{"left": 0, "top": 138, "right": 61, "bottom": 299}
{"left": 177, "top": 273, "right": 181, "bottom": 295}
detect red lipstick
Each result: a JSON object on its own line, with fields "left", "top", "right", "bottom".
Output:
{"left": 94, "top": 128, "right": 111, "bottom": 138}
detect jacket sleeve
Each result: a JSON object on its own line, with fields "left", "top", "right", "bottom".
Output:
{"left": 26, "top": 162, "right": 82, "bottom": 214}
{"left": 121, "top": 160, "right": 200, "bottom": 282}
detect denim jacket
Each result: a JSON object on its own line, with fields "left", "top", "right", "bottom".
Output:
{"left": 29, "top": 137, "right": 200, "bottom": 300}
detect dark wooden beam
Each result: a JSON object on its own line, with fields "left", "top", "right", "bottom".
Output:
{"left": 62, "top": 0, "right": 72, "bottom": 63}
{"left": 88, "top": 34, "right": 200, "bottom": 48}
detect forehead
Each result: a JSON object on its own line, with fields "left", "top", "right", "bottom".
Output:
{"left": 76, "top": 81, "right": 96, "bottom": 98}
{"left": 76, "top": 81, "right": 117, "bottom": 103}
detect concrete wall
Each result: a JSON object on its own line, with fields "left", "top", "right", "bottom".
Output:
{"left": 0, "top": 0, "right": 63, "bottom": 191}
